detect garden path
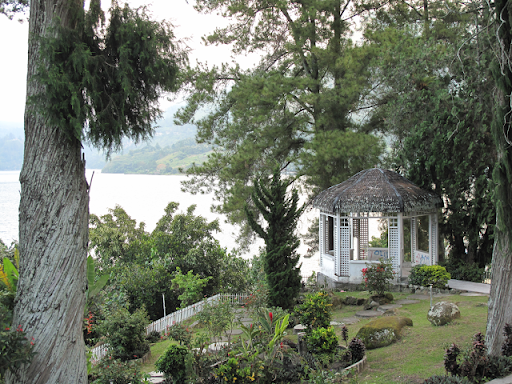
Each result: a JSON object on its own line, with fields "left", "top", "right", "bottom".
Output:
{"left": 447, "top": 279, "right": 490, "bottom": 294}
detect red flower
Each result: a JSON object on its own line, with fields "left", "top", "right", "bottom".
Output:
{"left": 269, "top": 312, "right": 273, "bottom": 322}
{"left": 16, "top": 325, "right": 23, "bottom": 332}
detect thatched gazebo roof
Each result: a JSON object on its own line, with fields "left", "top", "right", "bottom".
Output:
{"left": 312, "top": 168, "right": 443, "bottom": 214}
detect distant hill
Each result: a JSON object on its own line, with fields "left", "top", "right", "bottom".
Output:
{"left": 0, "top": 105, "right": 199, "bottom": 171}
{"left": 0, "top": 123, "right": 24, "bottom": 171}
{"left": 102, "top": 138, "right": 211, "bottom": 174}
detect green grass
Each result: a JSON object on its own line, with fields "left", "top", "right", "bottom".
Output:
{"left": 140, "top": 338, "right": 177, "bottom": 374}
{"left": 138, "top": 291, "right": 489, "bottom": 383}
{"left": 332, "top": 291, "right": 488, "bottom": 383}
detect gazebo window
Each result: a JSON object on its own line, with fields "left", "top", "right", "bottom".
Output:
{"left": 416, "top": 215, "right": 430, "bottom": 252}
{"left": 328, "top": 216, "right": 334, "bottom": 253}
{"left": 403, "top": 219, "right": 412, "bottom": 262}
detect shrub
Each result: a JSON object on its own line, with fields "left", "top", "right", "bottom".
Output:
{"left": 409, "top": 265, "right": 450, "bottom": 288}
{"left": 341, "top": 325, "right": 349, "bottom": 346}
{"left": 502, "top": 323, "right": 512, "bottom": 357}
{"left": 423, "top": 376, "right": 471, "bottom": 384}
{"left": 486, "top": 355, "right": 512, "bottom": 380}
{"left": 97, "top": 306, "right": 150, "bottom": 361}
{"left": 306, "top": 327, "right": 339, "bottom": 355}
{"left": 166, "top": 322, "right": 192, "bottom": 346}
{"left": 145, "top": 330, "right": 161, "bottom": 344}
{"left": 348, "top": 337, "right": 365, "bottom": 364}
{"left": 155, "top": 344, "right": 189, "bottom": 383}
{"left": 294, "top": 291, "right": 332, "bottom": 331}
{"left": 442, "top": 259, "right": 485, "bottom": 283}
{"left": 214, "top": 357, "right": 249, "bottom": 384}
{"left": 443, "top": 331, "right": 512, "bottom": 383}
{"left": 444, "top": 344, "right": 460, "bottom": 376}
{"left": 361, "top": 259, "right": 394, "bottom": 295}
{"left": 89, "top": 357, "right": 149, "bottom": 384}
{"left": 0, "top": 324, "right": 36, "bottom": 380}
{"left": 196, "top": 297, "right": 237, "bottom": 343}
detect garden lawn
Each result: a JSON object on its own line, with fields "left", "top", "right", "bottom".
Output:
{"left": 138, "top": 290, "right": 489, "bottom": 383}
{"left": 140, "top": 338, "right": 177, "bottom": 374}
{"left": 332, "top": 291, "right": 489, "bottom": 384}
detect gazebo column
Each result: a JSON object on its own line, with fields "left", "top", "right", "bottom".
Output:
{"left": 411, "top": 217, "right": 417, "bottom": 265}
{"left": 319, "top": 213, "right": 324, "bottom": 268}
{"left": 429, "top": 213, "right": 438, "bottom": 265}
{"left": 388, "top": 215, "right": 401, "bottom": 276}
{"left": 337, "top": 215, "right": 350, "bottom": 277}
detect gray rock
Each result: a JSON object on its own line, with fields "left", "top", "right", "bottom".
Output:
{"left": 344, "top": 296, "right": 357, "bottom": 305}
{"left": 208, "top": 341, "right": 229, "bottom": 352}
{"left": 427, "top": 301, "right": 461, "bottom": 326}
{"left": 355, "top": 310, "right": 382, "bottom": 318}
{"left": 364, "top": 300, "right": 379, "bottom": 310}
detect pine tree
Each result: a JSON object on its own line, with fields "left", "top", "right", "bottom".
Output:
{"left": 245, "top": 167, "right": 303, "bottom": 310}
{"left": 177, "top": 0, "right": 384, "bottom": 249}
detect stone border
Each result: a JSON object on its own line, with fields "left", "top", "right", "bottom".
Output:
{"left": 343, "top": 355, "right": 367, "bottom": 377}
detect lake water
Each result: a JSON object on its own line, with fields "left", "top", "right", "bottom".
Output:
{"left": 0, "top": 170, "right": 319, "bottom": 277}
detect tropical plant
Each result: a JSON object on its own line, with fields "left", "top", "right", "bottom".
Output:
{"left": 0, "top": 257, "right": 18, "bottom": 294}
{"left": 85, "top": 256, "right": 109, "bottom": 313}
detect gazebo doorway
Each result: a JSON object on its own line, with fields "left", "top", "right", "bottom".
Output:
{"left": 312, "top": 168, "right": 443, "bottom": 284}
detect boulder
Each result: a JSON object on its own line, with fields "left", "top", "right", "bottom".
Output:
{"left": 427, "top": 302, "right": 461, "bottom": 326}
{"left": 370, "top": 293, "right": 394, "bottom": 305}
{"left": 331, "top": 295, "right": 344, "bottom": 309}
{"left": 356, "top": 316, "right": 413, "bottom": 349}
{"left": 363, "top": 300, "right": 380, "bottom": 310}
{"left": 356, "top": 298, "right": 367, "bottom": 306}
{"left": 344, "top": 296, "right": 367, "bottom": 306}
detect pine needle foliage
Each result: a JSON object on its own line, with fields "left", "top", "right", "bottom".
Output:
{"left": 245, "top": 166, "right": 304, "bottom": 310}
{"left": 32, "top": 0, "right": 187, "bottom": 155}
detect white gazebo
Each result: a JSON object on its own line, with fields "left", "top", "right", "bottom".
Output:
{"left": 312, "top": 168, "right": 443, "bottom": 284}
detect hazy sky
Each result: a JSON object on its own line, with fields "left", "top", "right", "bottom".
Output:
{"left": 0, "top": 0, "right": 256, "bottom": 125}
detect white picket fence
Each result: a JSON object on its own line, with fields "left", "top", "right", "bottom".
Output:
{"left": 91, "top": 293, "right": 250, "bottom": 362}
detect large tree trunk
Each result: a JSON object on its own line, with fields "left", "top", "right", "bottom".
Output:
{"left": 486, "top": 0, "right": 512, "bottom": 356}
{"left": 486, "top": 227, "right": 512, "bottom": 356}
{"left": 6, "top": 0, "right": 89, "bottom": 382}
